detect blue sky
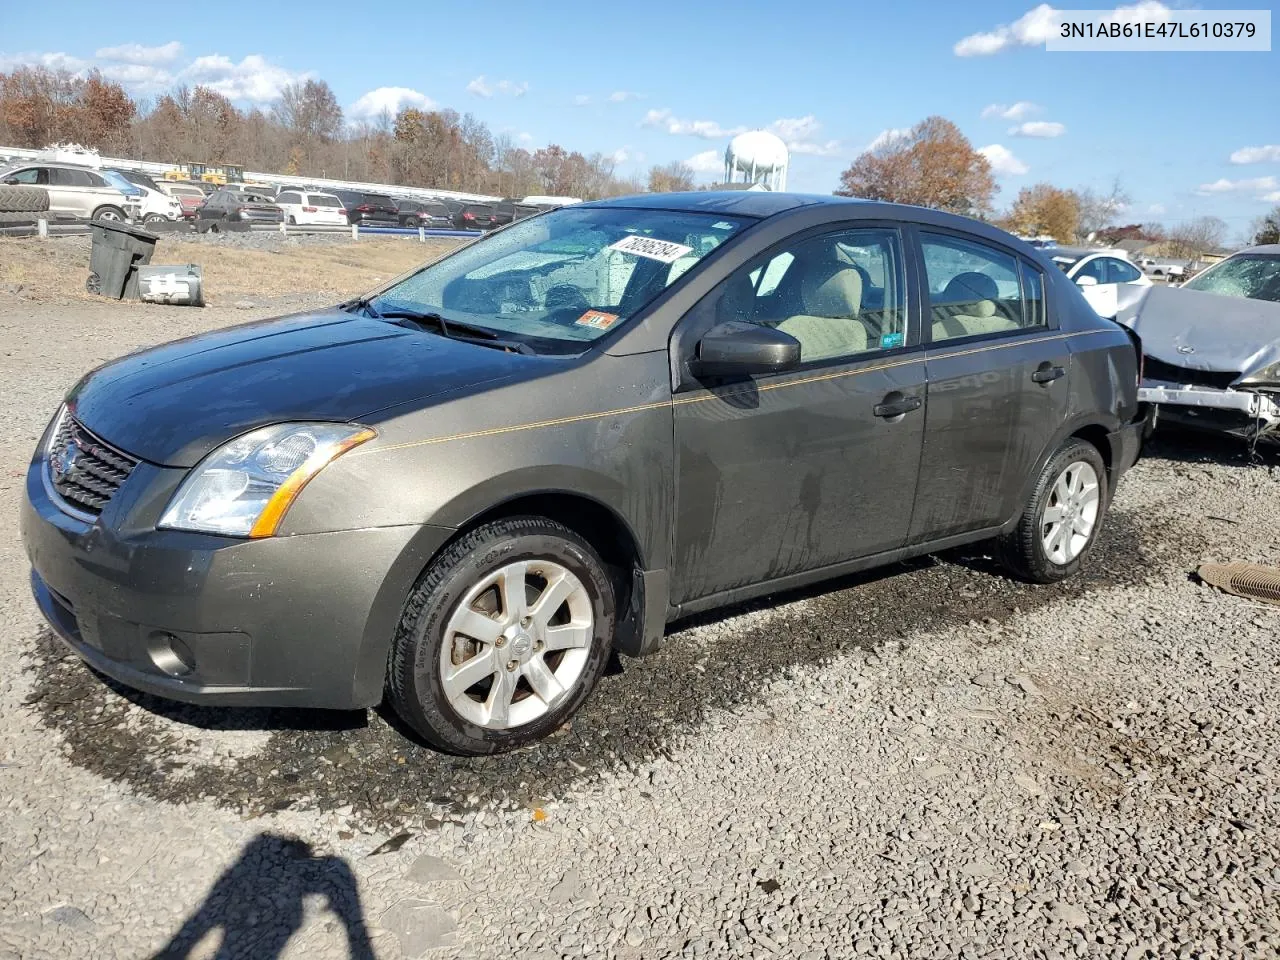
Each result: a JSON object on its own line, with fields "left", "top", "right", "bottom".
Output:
{"left": 3, "top": 0, "right": 1277, "bottom": 236}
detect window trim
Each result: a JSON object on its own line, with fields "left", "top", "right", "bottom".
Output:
{"left": 914, "top": 226, "right": 1057, "bottom": 348}
{"left": 672, "top": 219, "right": 921, "bottom": 390}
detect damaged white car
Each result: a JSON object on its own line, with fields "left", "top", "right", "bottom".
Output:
{"left": 1120, "top": 245, "right": 1280, "bottom": 441}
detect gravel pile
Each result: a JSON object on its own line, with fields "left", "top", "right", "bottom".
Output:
{"left": 0, "top": 296, "right": 1277, "bottom": 959}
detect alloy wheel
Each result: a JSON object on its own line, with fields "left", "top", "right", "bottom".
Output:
{"left": 439, "top": 559, "right": 593, "bottom": 729}
{"left": 1041, "top": 461, "right": 1101, "bottom": 565}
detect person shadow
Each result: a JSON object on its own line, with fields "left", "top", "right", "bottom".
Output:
{"left": 149, "top": 832, "right": 377, "bottom": 960}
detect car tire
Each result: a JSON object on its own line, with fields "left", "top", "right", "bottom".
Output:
{"left": 997, "top": 438, "right": 1108, "bottom": 584}
{"left": 386, "top": 517, "right": 616, "bottom": 755}
{"left": 0, "top": 184, "right": 50, "bottom": 213}
{"left": 288, "top": 215, "right": 297, "bottom": 225}
{"left": 143, "top": 213, "right": 166, "bottom": 223}
{"left": 91, "top": 205, "right": 126, "bottom": 222}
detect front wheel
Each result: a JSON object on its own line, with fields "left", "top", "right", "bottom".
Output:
{"left": 998, "top": 438, "right": 1108, "bottom": 584}
{"left": 386, "top": 517, "right": 616, "bottom": 755}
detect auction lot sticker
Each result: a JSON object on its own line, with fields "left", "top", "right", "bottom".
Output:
{"left": 575, "top": 309, "right": 621, "bottom": 330}
{"left": 609, "top": 235, "right": 694, "bottom": 263}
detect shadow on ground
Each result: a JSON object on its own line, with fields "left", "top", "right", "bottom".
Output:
{"left": 25, "top": 506, "right": 1190, "bottom": 829}
{"left": 149, "top": 832, "right": 375, "bottom": 960}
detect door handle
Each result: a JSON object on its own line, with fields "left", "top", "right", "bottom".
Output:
{"left": 1031, "top": 364, "right": 1066, "bottom": 384}
{"left": 873, "top": 394, "right": 923, "bottom": 419}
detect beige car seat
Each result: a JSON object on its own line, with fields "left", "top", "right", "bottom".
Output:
{"left": 777, "top": 262, "right": 868, "bottom": 361}
{"left": 932, "top": 271, "right": 1019, "bottom": 341}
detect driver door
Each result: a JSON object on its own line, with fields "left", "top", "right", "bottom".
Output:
{"left": 670, "top": 225, "right": 926, "bottom": 604}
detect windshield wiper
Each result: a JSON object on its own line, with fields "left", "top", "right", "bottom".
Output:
{"left": 378, "top": 308, "right": 537, "bottom": 355}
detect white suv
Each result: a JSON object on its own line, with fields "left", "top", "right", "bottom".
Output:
{"left": 0, "top": 163, "right": 136, "bottom": 221}
{"left": 273, "top": 190, "right": 348, "bottom": 226}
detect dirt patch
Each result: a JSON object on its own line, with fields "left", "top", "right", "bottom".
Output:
{"left": 0, "top": 234, "right": 461, "bottom": 305}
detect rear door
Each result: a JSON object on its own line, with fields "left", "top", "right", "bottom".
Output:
{"left": 672, "top": 224, "right": 926, "bottom": 603}
{"left": 908, "top": 229, "right": 1067, "bottom": 542}
{"left": 8, "top": 166, "right": 67, "bottom": 214}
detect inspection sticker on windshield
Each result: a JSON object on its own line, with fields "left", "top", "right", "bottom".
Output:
{"left": 575, "top": 309, "right": 621, "bottom": 330}
{"left": 609, "top": 235, "right": 693, "bottom": 263}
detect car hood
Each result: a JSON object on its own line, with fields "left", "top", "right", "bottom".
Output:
{"left": 1121, "top": 284, "right": 1280, "bottom": 374}
{"left": 67, "top": 310, "right": 536, "bottom": 467}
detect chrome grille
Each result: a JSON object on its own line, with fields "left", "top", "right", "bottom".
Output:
{"left": 45, "top": 411, "right": 139, "bottom": 517}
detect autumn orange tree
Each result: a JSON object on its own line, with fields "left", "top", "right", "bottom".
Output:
{"left": 836, "top": 116, "right": 995, "bottom": 215}
{"left": 1004, "top": 183, "right": 1082, "bottom": 242}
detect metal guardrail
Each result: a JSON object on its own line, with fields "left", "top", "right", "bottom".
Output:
{"left": 0, "top": 218, "right": 484, "bottom": 241}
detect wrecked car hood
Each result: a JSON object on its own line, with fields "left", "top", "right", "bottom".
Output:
{"left": 66, "top": 310, "right": 537, "bottom": 466}
{"left": 1120, "top": 284, "right": 1280, "bottom": 374}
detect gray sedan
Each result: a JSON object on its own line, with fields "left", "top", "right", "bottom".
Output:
{"left": 21, "top": 192, "right": 1144, "bottom": 755}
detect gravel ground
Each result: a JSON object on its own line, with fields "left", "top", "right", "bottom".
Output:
{"left": 0, "top": 298, "right": 1277, "bottom": 959}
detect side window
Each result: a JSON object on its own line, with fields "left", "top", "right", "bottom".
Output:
{"left": 1074, "top": 257, "right": 1107, "bottom": 283}
{"left": 921, "top": 233, "right": 1027, "bottom": 342}
{"left": 717, "top": 227, "right": 907, "bottom": 363}
{"left": 1107, "top": 258, "right": 1142, "bottom": 283}
{"left": 6, "top": 168, "right": 42, "bottom": 185}
{"left": 86, "top": 171, "right": 107, "bottom": 187}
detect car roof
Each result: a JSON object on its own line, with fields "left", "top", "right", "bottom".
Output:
{"left": 580, "top": 190, "right": 843, "bottom": 218}
{"left": 1237, "top": 244, "right": 1280, "bottom": 257}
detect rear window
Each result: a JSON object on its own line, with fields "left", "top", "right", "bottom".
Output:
{"left": 310, "top": 195, "right": 342, "bottom": 207}
{"left": 465, "top": 204, "right": 493, "bottom": 215}
{"left": 425, "top": 202, "right": 450, "bottom": 216}
{"left": 363, "top": 194, "right": 393, "bottom": 206}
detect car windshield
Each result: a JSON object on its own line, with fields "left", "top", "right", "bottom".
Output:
{"left": 102, "top": 171, "right": 143, "bottom": 196}
{"left": 368, "top": 206, "right": 749, "bottom": 353}
{"left": 1181, "top": 254, "right": 1280, "bottom": 303}
{"left": 1050, "top": 254, "right": 1082, "bottom": 273}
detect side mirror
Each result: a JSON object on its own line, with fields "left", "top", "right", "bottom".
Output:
{"left": 2, "top": 178, "right": 18, "bottom": 186}
{"left": 1075, "top": 275, "right": 1099, "bottom": 287}
{"left": 691, "top": 321, "right": 801, "bottom": 377}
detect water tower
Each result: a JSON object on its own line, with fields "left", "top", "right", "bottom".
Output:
{"left": 724, "top": 130, "right": 789, "bottom": 191}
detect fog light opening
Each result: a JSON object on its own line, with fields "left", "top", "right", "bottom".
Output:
{"left": 149, "top": 632, "right": 197, "bottom": 677}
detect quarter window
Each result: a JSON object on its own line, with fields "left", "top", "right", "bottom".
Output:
{"left": 717, "top": 227, "right": 908, "bottom": 363}
{"left": 1105, "top": 258, "right": 1142, "bottom": 283}
{"left": 277, "top": 192, "right": 300, "bottom": 204}
{"left": 921, "top": 233, "right": 1033, "bottom": 342}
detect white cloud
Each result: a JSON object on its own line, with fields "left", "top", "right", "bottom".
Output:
{"left": 1230, "top": 145, "right": 1280, "bottom": 165}
{"left": 573, "top": 94, "right": 591, "bottom": 106}
{"left": 517, "top": 132, "right": 534, "bottom": 145}
{"left": 685, "top": 149, "right": 723, "bottom": 173}
{"left": 466, "top": 75, "right": 528, "bottom": 98}
{"left": 867, "top": 128, "right": 910, "bottom": 151}
{"left": 608, "top": 90, "right": 642, "bottom": 102}
{"left": 94, "top": 41, "right": 183, "bottom": 65}
{"left": 641, "top": 108, "right": 746, "bottom": 139}
{"left": 978, "top": 144, "right": 1029, "bottom": 176}
{"left": 99, "top": 63, "right": 173, "bottom": 96}
{"left": 609, "top": 146, "right": 631, "bottom": 164}
{"left": 348, "top": 86, "right": 436, "bottom": 120}
{"left": 1147, "top": 203, "right": 1166, "bottom": 215}
{"left": 766, "top": 116, "right": 842, "bottom": 157}
{"left": 1197, "top": 176, "right": 1279, "bottom": 195}
{"left": 0, "top": 50, "right": 90, "bottom": 73}
{"left": 982, "top": 101, "right": 1040, "bottom": 120}
{"left": 1263, "top": 191, "right": 1280, "bottom": 203}
{"left": 181, "top": 54, "right": 305, "bottom": 102}
{"left": 956, "top": 1, "right": 1170, "bottom": 56}
{"left": 1010, "top": 120, "right": 1065, "bottom": 138}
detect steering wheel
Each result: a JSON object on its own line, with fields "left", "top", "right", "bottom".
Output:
{"left": 544, "top": 284, "right": 590, "bottom": 313}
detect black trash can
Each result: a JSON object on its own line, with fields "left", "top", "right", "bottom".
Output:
{"left": 86, "top": 220, "right": 159, "bottom": 299}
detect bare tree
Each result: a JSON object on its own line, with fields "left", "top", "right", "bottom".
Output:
{"left": 647, "top": 161, "right": 694, "bottom": 193}
{"left": 273, "top": 79, "right": 343, "bottom": 141}
{"left": 1075, "top": 178, "right": 1131, "bottom": 242}
{"left": 1165, "top": 216, "right": 1228, "bottom": 259}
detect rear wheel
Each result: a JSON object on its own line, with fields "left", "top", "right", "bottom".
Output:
{"left": 143, "top": 213, "right": 166, "bottom": 224}
{"left": 386, "top": 517, "right": 616, "bottom": 755}
{"left": 998, "top": 438, "right": 1108, "bottom": 584}
{"left": 288, "top": 215, "right": 297, "bottom": 225}
{"left": 91, "top": 205, "right": 125, "bottom": 222}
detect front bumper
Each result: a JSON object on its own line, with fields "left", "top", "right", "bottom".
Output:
{"left": 21, "top": 455, "right": 452, "bottom": 710}
{"left": 1138, "top": 380, "right": 1280, "bottom": 437}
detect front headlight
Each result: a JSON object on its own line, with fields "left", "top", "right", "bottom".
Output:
{"left": 1235, "top": 362, "right": 1280, "bottom": 389}
{"left": 159, "top": 423, "right": 375, "bottom": 538}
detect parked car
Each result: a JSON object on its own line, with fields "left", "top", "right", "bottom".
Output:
{"left": 453, "top": 202, "right": 498, "bottom": 230}
{"left": 1136, "top": 256, "right": 1187, "bottom": 280}
{"left": 158, "top": 183, "right": 209, "bottom": 219}
{"left": 274, "top": 190, "right": 348, "bottom": 226}
{"left": 102, "top": 170, "right": 183, "bottom": 223}
{"left": 396, "top": 198, "right": 453, "bottom": 230}
{"left": 492, "top": 198, "right": 543, "bottom": 227}
{"left": 20, "top": 192, "right": 1144, "bottom": 756}
{"left": 0, "top": 162, "right": 135, "bottom": 221}
{"left": 196, "top": 189, "right": 284, "bottom": 225}
{"left": 1048, "top": 247, "right": 1152, "bottom": 319}
{"left": 1120, "top": 244, "right": 1280, "bottom": 441}
{"left": 331, "top": 190, "right": 399, "bottom": 226}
